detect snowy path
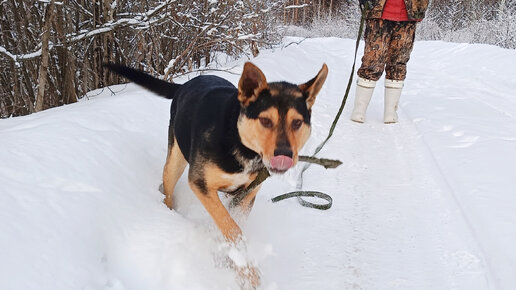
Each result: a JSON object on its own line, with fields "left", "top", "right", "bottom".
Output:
{"left": 250, "top": 39, "right": 491, "bottom": 289}
{"left": 403, "top": 42, "right": 516, "bottom": 290}
{"left": 1, "top": 38, "right": 515, "bottom": 289}
{"left": 293, "top": 116, "right": 490, "bottom": 289}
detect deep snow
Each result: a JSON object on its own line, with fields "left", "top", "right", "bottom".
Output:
{"left": 1, "top": 37, "right": 515, "bottom": 290}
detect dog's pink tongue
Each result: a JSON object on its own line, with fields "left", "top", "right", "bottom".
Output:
{"left": 270, "top": 155, "right": 294, "bottom": 171}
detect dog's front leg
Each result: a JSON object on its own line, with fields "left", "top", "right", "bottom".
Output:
{"left": 188, "top": 178, "right": 260, "bottom": 289}
{"left": 189, "top": 180, "right": 243, "bottom": 241}
{"left": 234, "top": 184, "right": 262, "bottom": 219}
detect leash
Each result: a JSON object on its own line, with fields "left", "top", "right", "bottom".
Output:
{"left": 231, "top": 10, "right": 367, "bottom": 211}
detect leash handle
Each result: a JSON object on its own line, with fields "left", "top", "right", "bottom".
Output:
{"left": 271, "top": 191, "right": 333, "bottom": 210}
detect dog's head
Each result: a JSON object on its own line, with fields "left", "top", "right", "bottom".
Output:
{"left": 237, "top": 62, "right": 328, "bottom": 174}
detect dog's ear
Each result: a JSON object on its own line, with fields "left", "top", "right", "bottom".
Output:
{"left": 298, "top": 63, "right": 328, "bottom": 110}
{"left": 238, "top": 62, "right": 268, "bottom": 107}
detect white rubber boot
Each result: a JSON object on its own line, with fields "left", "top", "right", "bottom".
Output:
{"left": 350, "top": 77, "right": 376, "bottom": 123}
{"left": 384, "top": 79, "right": 404, "bottom": 124}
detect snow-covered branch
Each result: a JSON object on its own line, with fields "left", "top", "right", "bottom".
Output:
{"left": 1, "top": 1, "right": 176, "bottom": 62}
{"left": 0, "top": 45, "right": 17, "bottom": 63}
{"left": 285, "top": 4, "right": 309, "bottom": 9}
{"left": 67, "top": 18, "right": 145, "bottom": 43}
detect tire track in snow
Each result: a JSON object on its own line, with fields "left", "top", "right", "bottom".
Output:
{"left": 406, "top": 123, "right": 496, "bottom": 289}
{"left": 343, "top": 111, "right": 488, "bottom": 289}
{"left": 293, "top": 84, "right": 490, "bottom": 289}
{"left": 404, "top": 59, "right": 511, "bottom": 289}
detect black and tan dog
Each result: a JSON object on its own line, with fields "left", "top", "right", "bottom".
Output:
{"left": 105, "top": 62, "right": 327, "bottom": 286}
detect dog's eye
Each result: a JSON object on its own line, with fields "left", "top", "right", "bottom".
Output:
{"left": 291, "top": 119, "right": 303, "bottom": 130}
{"left": 259, "top": 117, "right": 273, "bottom": 128}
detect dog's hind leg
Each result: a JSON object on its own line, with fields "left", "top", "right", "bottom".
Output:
{"left": 162, "top": 137, "right": 187, "bottom": 210}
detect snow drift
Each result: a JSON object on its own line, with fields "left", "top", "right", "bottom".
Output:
{"left": 1, "top": 38, "right": 515, "bottom": 289}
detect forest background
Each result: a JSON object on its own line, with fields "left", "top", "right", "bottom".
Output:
{"left": 0, "top": 0, "right": 514, "bottom": 118}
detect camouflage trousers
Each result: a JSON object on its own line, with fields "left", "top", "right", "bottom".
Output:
{"left": 357, "top": 19, "right": 417, "bottom": 81}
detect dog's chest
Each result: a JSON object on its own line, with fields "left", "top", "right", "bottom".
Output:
{"left": 219, "top": 172, "right": 254, "bottom": 192}
{"left": 219, "top": 154, "right": 263, "bottom": 192}
{"left": 234, "top": 151, "right": 263, "bottom": 175}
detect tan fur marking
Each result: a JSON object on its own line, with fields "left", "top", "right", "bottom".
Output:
{"left": 298, "top": 63, "right": 328, "bottom": 109}
{"left": 238, "top": 184, "right": 262, "bottom": 217}
{"left": 283, "top": 87, "right": 303, "bottom": 98}
{"left": 203, "top": 163, "right": 257, "bottom": 192}
{"left": 258, "top": 107, "right": 279, "bottom": 125}
{"left": 269, "top": 88, "right": 279, "bottom": 96}
{"left": 291, "top": 90, "right": 303, "bottom": 98}
{"left": 286, "top": 108, "right": 311, "bottom": 163}
{"left": 163, "top": 140, "right": 188, "bottom": 209}
{"left": 238, "top": 107, "right": 279, "bottom": 162}
{"left": 269, "top": 87, "right": 303, "bottom": 98}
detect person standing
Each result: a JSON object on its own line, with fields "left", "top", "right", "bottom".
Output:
{"left": 350, "top": 0, "right": 429, "bottom": 123}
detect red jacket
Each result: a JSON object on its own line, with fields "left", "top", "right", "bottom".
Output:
{"left": 382, "top": 0, "right": 409, "bottom": 21}
{"left": 366, "top": 0, "right": 428, "bottom": 22}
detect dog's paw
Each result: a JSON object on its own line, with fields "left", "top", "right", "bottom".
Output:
{"left": 237, "top": 264, "right": 261, "bottom": 290}
{"left": 163, "top": 195, "right": 174, "bottom": 210}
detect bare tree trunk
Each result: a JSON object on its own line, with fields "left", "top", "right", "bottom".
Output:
{"left": 55, "top": 2, "right": 77, "bottom": 105}
{"left": 251, "top": 3, "right": 260, "bottom": 57}
{"left": 92, "top": 0, "right": 100, "bottom": 89}
{"left": 35, "top": 0, "right": 56, "bottom": 112}
{"left": 294, "top": 0, "right": 298, "bottom": 24}
{"left": 283, "top": 1, "right": 287, "bottom": 25}
{"left": 329, "top": 0, "right": 333, "bottom": 20}
{"left": 102, "top": 0, "right": 114, "bottom": 86}
{"left": 499, "top": 0, "right": 506, "bottom": 13}
{"left": 303, "top": 0, "right": 307, "bottom": 23}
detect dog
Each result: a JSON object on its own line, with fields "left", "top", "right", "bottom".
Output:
{"left": 105, "top": 62, "right": 328, "bottom": 287}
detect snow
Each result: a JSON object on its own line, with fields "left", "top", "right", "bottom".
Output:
{"left": 1, "top": 37, "right": 515, "bottom": 289}
{"left": 284, "top": 4, "right": 310, "bottom": 9}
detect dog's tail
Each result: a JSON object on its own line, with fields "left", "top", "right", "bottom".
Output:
{"left": 103, "top": 63, "right": 180, "bottom": 99}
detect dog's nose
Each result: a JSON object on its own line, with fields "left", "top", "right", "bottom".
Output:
{"left": 274, "top": 148, "right": 293, "bottom": 158}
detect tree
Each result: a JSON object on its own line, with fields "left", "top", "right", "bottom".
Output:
{"left": 35, "top": 0, "right": 56, "bottom": 112}
{"left": 0, "top": 0, "right": 284, "bottom": 118}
